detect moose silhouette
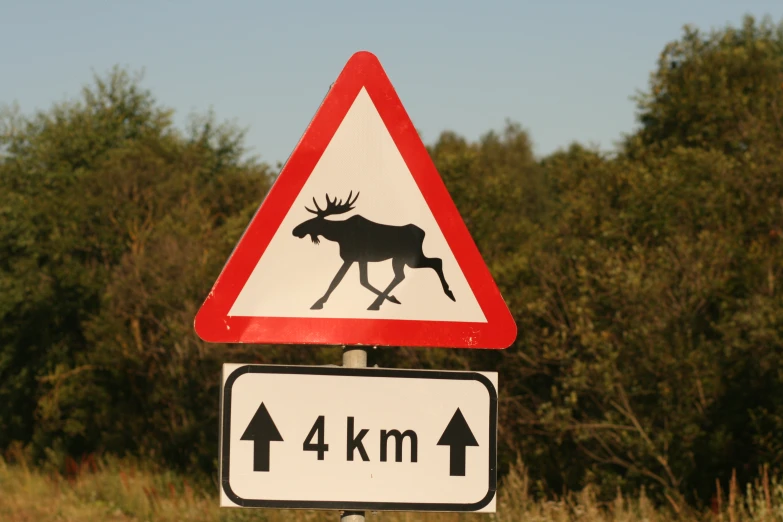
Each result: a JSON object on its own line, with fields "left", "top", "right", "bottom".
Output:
{"left": 292, "top": 191, "right": 456, "bottom": 311}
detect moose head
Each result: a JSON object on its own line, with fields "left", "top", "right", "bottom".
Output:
{"left": 292, "top": 191, "right": 360, "bottom": 245}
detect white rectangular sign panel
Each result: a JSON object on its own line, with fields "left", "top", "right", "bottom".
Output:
{"left": 219, "top": 364, "right": 498, "bottom": 512}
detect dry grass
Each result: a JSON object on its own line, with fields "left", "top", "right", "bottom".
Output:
{"left": 1, "top": 453, "right": 782, "bottom": 522}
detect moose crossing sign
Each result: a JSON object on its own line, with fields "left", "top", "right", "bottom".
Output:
{"left": 194, "top": 51, "right": 516, "bottom": 349}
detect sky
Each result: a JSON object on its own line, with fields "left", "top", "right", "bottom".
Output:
{"left": 2, "top": 1, "right": 782, "bottom": 166}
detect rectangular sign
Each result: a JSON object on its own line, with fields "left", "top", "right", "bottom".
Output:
{"left": 219, "top": 364, "right": 498, "bottom": 512}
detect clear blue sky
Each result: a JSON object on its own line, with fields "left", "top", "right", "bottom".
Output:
{"left": 2, "top": 1, "right": 781, "bottom": 166}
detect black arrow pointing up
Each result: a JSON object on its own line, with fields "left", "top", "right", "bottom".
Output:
{"left": 241, "top": 402, "right": 283, "bottom": 472}
{"left": 437, "top": 408, "right": 479, "bottom": 477}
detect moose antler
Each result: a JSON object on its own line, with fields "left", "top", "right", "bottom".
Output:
{"left": 305, "top": 191, "right": 359, "bottom": 217}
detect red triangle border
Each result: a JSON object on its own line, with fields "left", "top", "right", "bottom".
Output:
{"left": 194, "top": 51, "right": 517, "bottom": 349}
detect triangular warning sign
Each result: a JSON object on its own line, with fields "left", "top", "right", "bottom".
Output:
{"left": 194, "top": 51, "right": 516, "bottom": 349}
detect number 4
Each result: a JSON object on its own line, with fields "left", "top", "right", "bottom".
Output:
{"left": 303, "top": 415, "right": 328, "bottom": 460}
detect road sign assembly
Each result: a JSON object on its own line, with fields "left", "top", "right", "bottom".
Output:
{"left": 219, "top": 364, "right": 498, "bottom": 512}
{"left": 195, "top": 50, "right": 516, "bottom": 516}
{"left": 194, "top": 50, "right": 516, "bottom": 350}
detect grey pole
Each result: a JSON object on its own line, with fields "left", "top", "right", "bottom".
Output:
{"left": 341, "top": 345, "right": 369, "bottom": 522}
{"left": 342, "top": 346, "right": 368, "bottom": 369}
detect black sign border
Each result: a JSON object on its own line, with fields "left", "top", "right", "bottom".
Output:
{"left": 220, "top": 364, "right": 498, "bottom": 512}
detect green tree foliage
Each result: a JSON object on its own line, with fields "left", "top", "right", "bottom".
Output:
{"left": 499, "top": 14, "right": 783, "bottom": 506}
{"left": 626, "top": 14, "right": 783, "bottom": 158}
{"left": 0, "top": 68, "right": 275, "bottom": 470}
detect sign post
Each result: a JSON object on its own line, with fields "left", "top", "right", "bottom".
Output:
{"left": 341, "top": 345, "right": 368, "bottom": 522}
{"left": 199, "top": 50, "right": 516, "bottom": 517}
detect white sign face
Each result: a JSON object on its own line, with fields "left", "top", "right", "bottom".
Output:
{"left": 228, "top": 87, "right": 486, "bottom": 324}
{"left": 219, "top": 364, "right": 498, "bottom": 512}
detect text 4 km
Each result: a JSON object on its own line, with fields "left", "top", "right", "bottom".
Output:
{"left": 302, "top": 416, "right": 419, "bottom": 463}
{"left": 241, "top": 404, "right": 479, "bottom": 477}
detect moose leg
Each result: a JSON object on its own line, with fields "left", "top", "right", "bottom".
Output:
{"left": 311, "top": 260, "right": 352, "bottom": 310}
{"left": 368, "top": 259, "right": 406, "bottom": 311}
{"left": 409, "top": 255, "right": 456, "bottom": 302}
{"left": 359, "top": 262, "right": 401, "bottom": 305}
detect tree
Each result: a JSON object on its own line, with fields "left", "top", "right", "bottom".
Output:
{"left": 0, "top": 68, "right": 275, "bottom": 471}
{"left": 500, "top": 16, "right": 783, "bottom": 505}
{"left": 625, "top": 15, "right": 783, "bottom": 158}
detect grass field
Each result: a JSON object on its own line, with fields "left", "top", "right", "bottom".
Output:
{"left": 1, "top": 452, "right": 781, "bottom": 522}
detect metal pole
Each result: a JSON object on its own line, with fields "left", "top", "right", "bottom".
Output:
{"left": 342, "top": 346, "right": 368, "bottom": 369}
{"left": 341, "top": 345, "right": 368, "bottom": 522}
